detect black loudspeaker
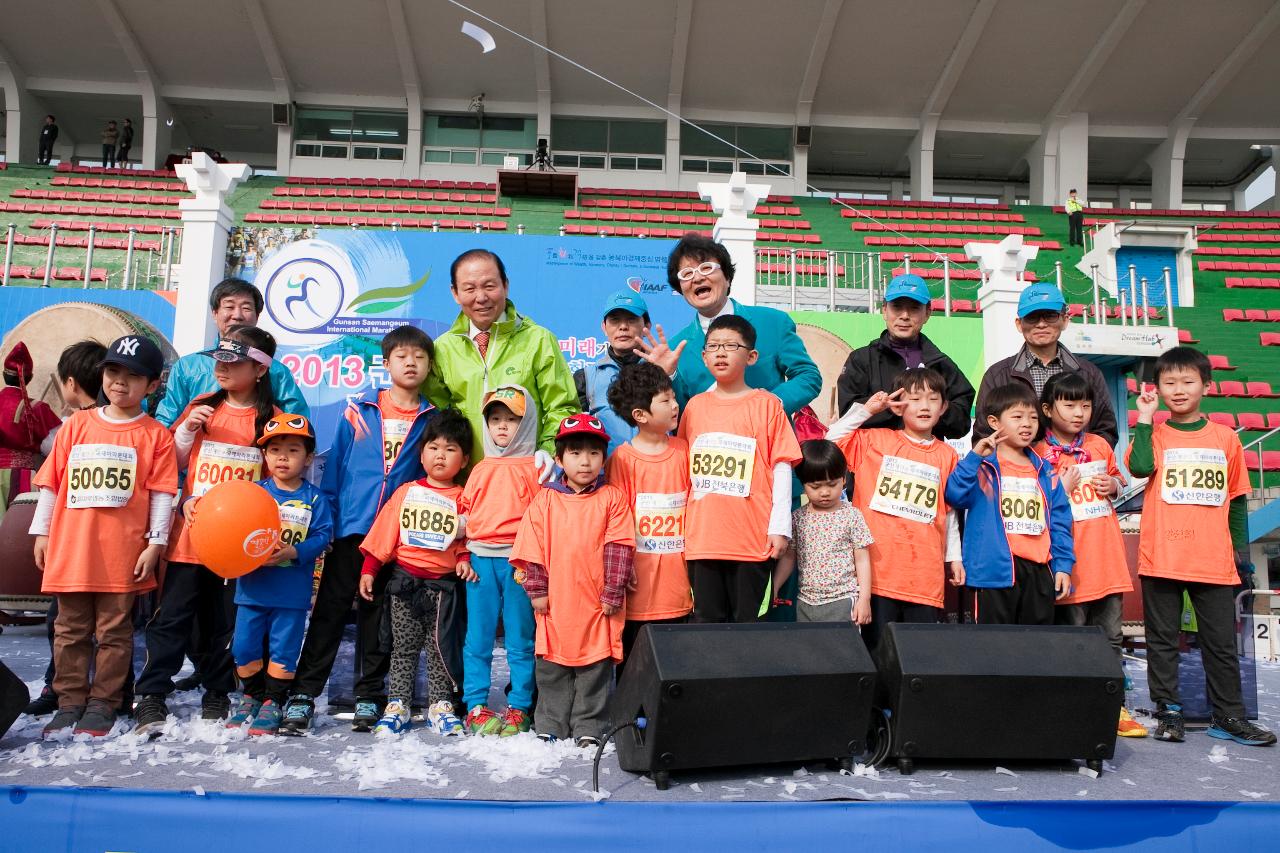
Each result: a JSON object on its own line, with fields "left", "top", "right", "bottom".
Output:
{"left": 877, "top": 624, "right": 1123, "bottom": 774}
{"left": 271, "top": 103, "right": 293, "bottom": 126}
{"left": 611, "top": 623, "right": 876, "bottom": 788}
{"left": 794, "top": 125, "right": 812, "bottom": 147}
{"left": 0, "top": 661, "right": 29, "bottom": 740}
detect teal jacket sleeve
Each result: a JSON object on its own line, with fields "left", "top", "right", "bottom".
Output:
{"left": 155, "top": 358, "right": 194, "bottom": 427}
{"left": 768, "top": 313, "right": 822, "bottom": 416}
{"left": 270, "top": 361, "right": 309, "bottom": 418}
{"left": 1045, "top": 473, "right": 1075, "bottom": 576}
{"left": 295, "top": 490, "right": 334, "bottom": 567}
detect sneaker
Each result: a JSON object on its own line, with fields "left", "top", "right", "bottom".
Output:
{"left": 499, "top": 707, "right": 531, "bottom": 738}
{"left": 536, "top": 732, "right": 557, "bottom": 743}
{"left": 247, "top": 700, "right": 282, "bottom": 737}
{"left": 73, "top": 699, "right": 117, "bottom": 738}
{"left": 374, "top": 700, "right": 412, "bottom": 736}
{"left": 42, "top": 706, "right": 84, "bottom": 739}
{"left": 575, "top": 736, "right": 601, "bottom": 750}
{"left": 352, "top": 698, "right": 381, "bottom": 733}
{"left": 1117, "top": 706, "right": 1148, "bottom": 738}
{"left": 132, "top": 695, "right": 169, "bottom": 737}
{"left": 1154, "top": 704, "right": 1185, "bottom": 743}
{"left": 200, "top": 692, "right": 231, "bottom": 721}
{"left": 426, "top": 700, "right": 464, "bottom": 736}
{"left": 279, "top": 695, "right": 315, "bottom": 736}
{"left": 1208, "top": 716, "right": 1278, "bottom": 747}
{"left": 465, "top": 705, "right": 503, "bottom": 736}
{"left": 226, "top": 695, "right": 262, "bottom": 729}
{"left": 24, "top": 686, "right": 58, "bottom": 717}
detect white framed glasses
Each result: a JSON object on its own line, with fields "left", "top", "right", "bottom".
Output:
{"left": 676, "top": 261, "right": 721, "bottom": 281}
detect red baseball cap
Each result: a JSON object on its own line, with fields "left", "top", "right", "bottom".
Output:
{"left": 555, "top": 413, "right": 610, "bottom": 444}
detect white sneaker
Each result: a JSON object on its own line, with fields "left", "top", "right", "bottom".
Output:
{"left": 426, "top": 700, "right": 463, "bottom": 736}
{"left": 373, "top": 700, "right": 411, "bottom": 736}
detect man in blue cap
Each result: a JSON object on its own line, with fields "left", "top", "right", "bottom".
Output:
{"left": 574, "top": 290, "right": 651, "bottom": 454}
{"left": 835, "top": 273, "right": 975, "bottom": 439}
{"left": 972, "top": 282, "right": 1117, "bottom": 446}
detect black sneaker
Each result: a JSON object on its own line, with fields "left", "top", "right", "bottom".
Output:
{"left": 352, "top": 698, "right": 381, "bottom": 733}
{"left": 24, "top": 686, "right": 58, "bottom": 716}
{"left": 279, "top": 694, "right": 315, "bottom": 736}
{"left": 74, "top": 699, "right": 117, "bottom": 738}
{"left": 200, "top": 691, "right": 231, "bottom": 721}
{"left": 42, "top": 706, "right": 84, "bottom": 739}
{"left": 575, "top": 736, "right": 601, "bottom": 749}
{"left": 174, "top": 674, "right": 202, "bottom": 692}
{"left": 1208, "top": 715, "right": 1277, "bottom": 747}
{"left": 132, "top": 695, "right": 169, "bottom": 738}
{"left": 1154, "top": 704, "right": 1186, "bottom": 743}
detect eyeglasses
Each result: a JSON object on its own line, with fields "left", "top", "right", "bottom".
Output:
{"left": 676, "top": 261, "right": 721, "bottom": 281}
{"left": 702, "top": 342, "right": 749, "bottom": 353}
{"left": 1023, "top": 312, "right": 1062, "bottom": 326}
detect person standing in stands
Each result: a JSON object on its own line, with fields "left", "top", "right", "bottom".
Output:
{"left": 973, "top": 282, "right": 1117, "bottom": 447}
{"left": 37, "top": 115, "right": 58, "bottom": 166}
{"left": 835, "top": 273, "right": 974, "bottom": 440}
{"left": 101, "top": 121, "right": 119, "bottom": 169}
{"left": 1065, "top": 188, "right": 1085, "bottom": 247}
{"left": 116, "top": 119, "right": 134, "bottom": 167}
{"left": 574, "top": 290, "right": 651, "bottom": 456}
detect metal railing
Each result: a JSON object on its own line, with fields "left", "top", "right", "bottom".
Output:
{"left": 753, "top": 248, "right": 884, "bottom": 312}
{"left": 1244, "top": 426, "right": 1280, "bottom": 491}
{"left": 0, "top": 221, "right": 182, "bottom": 290}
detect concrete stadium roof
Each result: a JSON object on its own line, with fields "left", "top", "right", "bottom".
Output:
{"left": 2, "top": 0, "right": 1279, "bottom": 185}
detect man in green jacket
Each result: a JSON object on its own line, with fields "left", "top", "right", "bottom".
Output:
{"left": 421, "top": 248, "right": 577, "bottom": 476}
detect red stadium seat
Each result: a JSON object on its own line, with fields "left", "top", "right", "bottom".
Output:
{"left": 1217, "top": 380, "right": 1246, "bottom": 397}
{"left": 1208, "top": 355, "right": 1235, "bottom": 371}
{"left": 1245, "top": 309, "right": 1268, "bottom": 322}
{"left": 1208, "top": 412, "right": 1236, "bottom": 428}
{"left": 1223, "top": 308, "right": 1246, "bottom": 322}
{"left": 1246, "top": 381, "right": 1278, "bottom": 397}
{"left": 1260, "top": 332, "right": 1280, "bottom": 347}
{"left": 1264, "top": 451, "right": 1280, "bottom": 472}
{"left": 1237, "top": 412, "right": 1266, "bottom": 431}
{"left": 1127, "top": 410, "right": 1139, "bottom": 428}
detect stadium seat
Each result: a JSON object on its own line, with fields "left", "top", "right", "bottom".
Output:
{"left": 1208, "top": 355, "right": 1235, "bottom": 371}
{"left": 1127, "top": 410, "right": 1139, "bottom": 428}
{"left": 1261, "top": 332, "right": 1280, "bottom": 347}
{"left": 1217, "top": 380, "right": 1247, "bottom": 397}
{"left": 1245, "top": 309, "right": 1268, "bottom": 322}
{"left": 1246, "top": 381, "right": 1278, "bottom": 397}
{"left": 1237, "top": 412, "right": 1266, "bottom": 431}
{"left": 1208, "top": 412, "right": 1237, "bottom": 428}
{"left": 1177, "top": 328, "right": 1199, "bottom": 343}
{"left": 1269, "top": 413, "right": 1280, "bottom": 430}
{"left": 1223, "top": 308, "right": 1246, "bottom": 322}
{"left": 1244, "top": 450, "right": 1261, "bottom": 471}
{"left": 1270, "top": 310, "right": 1280, "bottom": 322}
{"left": 1153, "top": 411, "right": 1171, "bottom": 425}
{"left": 1265, "top": 451, "right": 1280, "bottom": 472}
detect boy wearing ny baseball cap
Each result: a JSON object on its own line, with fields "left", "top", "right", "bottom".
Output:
{"left": 30, "top": 335, "right": 177, "bottom": 739}
{"left": 510, "top": 414, "right": 635, "bottom": 746}
{"left": 574, "top": 290, "right": 651, "bottom": 456}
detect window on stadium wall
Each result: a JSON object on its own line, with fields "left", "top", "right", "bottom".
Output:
{"left": 548, "top": 118, "right": 665, "bottom": 172}
{"left": 294, "top": 108, "right": 409, "bottom": 162}
{"left": 423, "top": 113, "right": 536, "bottom": 167}
{"left": 679, "top": 123, "right": 791, "bottom": 177}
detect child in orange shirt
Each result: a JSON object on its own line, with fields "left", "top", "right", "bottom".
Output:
{"left": 606, "top": 362, "right": 693, "bottom": 671}
{"left": 1034, "top": 373, "right": 1146, "bottom": 738}
{"left": 511, "top": 414, "right": 635, "bottom": 747}
{"left": 459, "top": 386, "right": 541, "bottom": 737}
{"left": 134, "top": 326, "right": 279, "bottom": 735}
{"left": 358, "top": 409, "right": 476, "bottom": 737}
{"left": 676, "top": 315, "right": 802, "bottom": 624}
{"left": 827, "top": 367, "right": 963, "bottom": 650}
{"left": 1127, "top": 346, "right": 1275, "bottom": 746}
{"left": 30, "top": 335, "right": 177, "bottom": 738}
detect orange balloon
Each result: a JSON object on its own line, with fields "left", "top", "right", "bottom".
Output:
{"left": 190, "top": 480, "right": 282, "bottom": 579}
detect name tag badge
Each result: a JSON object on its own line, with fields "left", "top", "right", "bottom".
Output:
{"left": 635, "top": 492, "right": 687, "bottom": 554}
{"left": 66, "top": 444, "right": 138, "bottom": 509}
{"left": 868, "top": 454, "right": 940, "bottom": 523}
{"left": 690, "top": 432, "right": 756, "bottom": 498}
{"left": 1161, "top": 447, "right": 1228, "bottom": 506}
{"left": 191, "top": 440, "right": 262, "bottom": 498}
{"left": 399, "top": 486, "right": 459, "bottom": 551}
{"left": 1000, "top": 476, "right": 1046, "bottom": 536}
{"left": 1068, "top": 460, "right": 1112, "bottom": 522}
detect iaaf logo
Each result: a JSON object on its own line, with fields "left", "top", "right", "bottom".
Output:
{"left": 626, "top": 276, "right": 666, "bottom": 294}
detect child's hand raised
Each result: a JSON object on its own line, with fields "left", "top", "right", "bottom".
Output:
{"left": 456, "top": 561, "right": 478, "bottom": 583}
{"left": 863, "top": 388, "right": 903, "bottom": 416}
{"left": 972, "top": 426, "right": 1006, "bottom": 457}
{"left": 1135, "top": 387, "right": 1160, "bottom": 421}
{"left": 358, "top": 574, "right": 375, "bottom": 601}
{"left": 181, "top": 404, "right": 215, "bottom": 433}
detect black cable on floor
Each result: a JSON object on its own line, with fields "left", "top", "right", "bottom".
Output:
{"left": 592, "top": 718, "right": 645, "bottom": 793}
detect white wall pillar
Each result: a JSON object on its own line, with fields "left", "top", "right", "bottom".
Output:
{"left": 142, "top": 96, "right": 174, "bottom": 171}
{"left": 275, "top": 124, "right": 292, "bottom": 175}
{"left": 889, "top": 179, "right": 905, "bottom": 201}
{"left": 1027, "top": 131, "right": 1056, "bottom": 206}
{"left": 1117, "top": 186, "right": 1133, "bottom": 209}
{"left": 791, "top": 143, "right": 809, "bottom": 193}
{"left": 1148, "top": 131, "right": 1187, "bottom": 210}
{"left": 1056, "top": 112, "right": 1089, "bottom": 203}
{"left": 908, "top": 130, "right": 934, "bottom": 202}
{"left": 3, "top": 88, "right": 44, "bottom": 165}
{"left": 700, "top": 172, "right": 769, "bottom": 307}
{"left": 967, "top": 234, "right": 1039, "bottom": 369}
{"left": 172, "top": 153, "right": 252, "bottom": 355}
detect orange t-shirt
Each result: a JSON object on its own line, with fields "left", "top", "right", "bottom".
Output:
{"left": 510, "top": 484, "right": 634, "bottom": 666}
{"left": 606, "top": 439, "right": 693, "bottom": 621}
{"left": 460, "top": 455, "right": 541, "bottom": 546}
{"left": 34, "top": 409, "right": 178, "bottom": 593}
{"left": 360, "top": 481, "right": 468, "bottom": 578}
{"left": 676, "top": 389, "right": 802, "bottom": 562}
{"left": 168, "top": 402, "right": 271, "bottom": 565}
{"left": 1034, "top": 434, "right": 1131, "bottom": 604}
{"left": 996, "top": 455, "right": 1051, "bottom": 564}
{"left": 838, "top": 429, "right": 957, "bottom": 608}
{"left": 377, "top": 390, "right": 418, "bottom": 473}
{"left": 1125, "top": 421, "right": 1250, "bottom": 585}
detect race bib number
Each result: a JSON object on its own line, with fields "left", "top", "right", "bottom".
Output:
{"left": 1000, "top": 476, "right": 1046, "bottom": 536}
{"left": 383, "top": 419, "right": 411, "bottom": 471}
{"left": 66, "top": 444, "right": 137, "bottom": 509}
{"left": 1161, "top": 448, "right": 1227, "bottom": 506}
{"left": 399, "top": 487, "right": 458, "bottom": 551}
{"left": 278, "top": 503, "right": 314, "bottom": 548}
{"left": 635, "top": 492, "right": 687, "bottom": 554}
{"left": 867, "top": 455, "right": 940, "bottom": 523}
{"left": 1067, "top": 461, "right": 1112, "bottom": 522}
{"left": 190, "top": 441, "right": 261, "bottom": 498}
{"left": 690, "top": 432, "right": 756, "bottom": 498}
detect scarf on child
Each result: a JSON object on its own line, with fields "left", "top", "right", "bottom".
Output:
{"left": 1041, "top": 430, "right": 1090, "bottom": 466}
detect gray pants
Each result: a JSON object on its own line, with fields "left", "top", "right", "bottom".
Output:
{"left": 797, "top": 597, "right": 854, "bottom": 623}
{"left": 534, "top": 657, "right": 612, "bottom": 740}
{"left": 1055, "top": 592, "right": 1124, "bottom": 661}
